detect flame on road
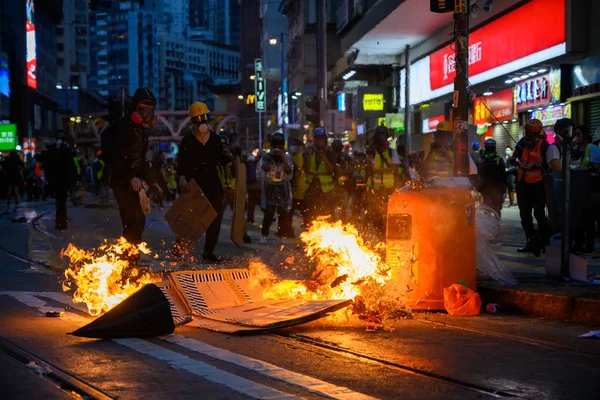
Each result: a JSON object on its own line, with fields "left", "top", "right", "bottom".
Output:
{"left": 61, "top": 237, "right": 158, "bottom": 316}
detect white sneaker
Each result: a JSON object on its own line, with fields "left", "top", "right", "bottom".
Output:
{"left": 260, "top": 236, "right": 268, "bottom": 244}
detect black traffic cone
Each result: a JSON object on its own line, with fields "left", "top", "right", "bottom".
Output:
{"left": 70, "top": 284, "right": 175, "bottom": 339}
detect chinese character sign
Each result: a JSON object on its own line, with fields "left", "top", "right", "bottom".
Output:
{"left": 474, "top": 88, "right": 514, "bottom": 125}
{"left": 515, "top": 74, "right": 557, "bottom": 112}
{"left": 0, "top": 124, "right": 17, "bottom": 151}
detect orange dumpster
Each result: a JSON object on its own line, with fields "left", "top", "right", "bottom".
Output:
{"left": 386, "top": 186, "right": 476, "bottom": 310}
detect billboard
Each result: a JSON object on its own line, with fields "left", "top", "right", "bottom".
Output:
{"left": 473, "top": 88, "right": 514, "bottom": 125}
{"left": 0, "top": 124, "right": 17, "bottom": 151}
{"left": 0, "top": 55, "right": 9, "bottom": 97}
{"left": 26, "top": 0, "right": 37, "bottom": 89}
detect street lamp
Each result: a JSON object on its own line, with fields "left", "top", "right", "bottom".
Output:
{"left": 269, "top": 37, "right": 278, "bottom": 45}
{"left": 249, "top": 75, "right": 256, "bottom": 80}
{"left": 238, "top": 95, "right": 244, "bottom": 100}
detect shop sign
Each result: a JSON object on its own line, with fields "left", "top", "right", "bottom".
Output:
{"left": 337, "top": 92, "right": 346, "bottom": 112}
{"left": 0, "top": 123, "right": 17, "bottom": 151}
{"left": 362, "top": 93, "right": 384, "bottom": 112}
{"left": 515, "top": 69, "right": 561, "bottom": 112}
{"left": 474, "top": 88, "right": 514, "bottom": 125}
{"left": 531, "top": 104, "right": 571, "bottom": 127}
{"left": 254, "top": 59, "right": 266, "bottom": 112}
{"left": 572, "top": 56, "right": 600, "bottom": 93}
{"left": 22, "top": 137, "right": 35, "bottom": 155}
{"left": 430, "top": 0, "right": 454, "bottom": 13}
{"left": 422, "top": 115, "right": 445, "bottom": 134}
{"left": 573, "top": 83, "right": 600, "bottom": 97}
{"left": 386, "top": 113, "right": 405, "bottom": 130}
{"left": 429, "top": 0, "right": 565, "bottom": 90}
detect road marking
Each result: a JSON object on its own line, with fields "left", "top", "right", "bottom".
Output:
{"left": 0, "top": 291, "right": 88, "bottom": 322}
{"left": 162, "top": 334, "right": 379, "bottom": 400}
{"left": 114, "top": 338, "right": 301, "bottom": 400}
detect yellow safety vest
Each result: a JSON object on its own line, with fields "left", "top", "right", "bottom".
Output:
{"left": 354, "top": 164, "right": 367, "bottom": 189}
{"left": 427, "top": 149, "right": 454, "bottom": 178}
{"left": 307, "top": 152, "right": 334, "bottom": 193}
{"left": 97, "top": 159, "right": 105, "bottom": 180}
{"left": 74, "top": 157, "right": 81, "bottom": 176}
{"left": 218, "top": 164, "right": 236, "bottom": 190}
{"left": 369, "top": 151, "right": 394, "bottom": 190}
{"left": 292, "top": 153, "right": 307, "bottom": 200}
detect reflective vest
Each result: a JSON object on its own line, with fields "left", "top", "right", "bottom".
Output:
{"left": 368, "top": 151, "right": 395, "bottom": 190}
{"left": 337, "top": 158, "right": 350, "bottom": 186}
{"left": 426, "top": 149, "right": 453, "bottom": 178}
{"left": 73, "top": 157, "right": 81, "bottom": 176}
{"left": 292, "top": 153, "right": 307, "bottom": 200}
{"left": 518, "top": 140, "right": 544, "bottom": 183}
{"left": 353, "top": 164, "right": 367, "bottom": 189}
{"left": 96, "top": 159, "right": 105, "bottom": 180}
{"left": 218, "top": 164, "right": 236, "bottom": 189}
{"left": 307, "top": 152, "right": 334, "bottom": 193}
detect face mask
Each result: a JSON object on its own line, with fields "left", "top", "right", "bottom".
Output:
{"left": 505, "top": 151, "right": 511, "bottom": 156}
{"left": 198, "top": 123, "right": 209, "bottom": 133}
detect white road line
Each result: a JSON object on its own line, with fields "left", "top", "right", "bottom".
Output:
{"left": 114, "top": 338, "right": 302, "bottom": 400}
{"left": 0, "top": 291, "right": 88, "bottom": 322}
{"left": 162, "top": 335, "right": 379, "bottom": 400}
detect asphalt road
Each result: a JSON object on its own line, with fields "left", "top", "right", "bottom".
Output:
{"left": 1, "top": 200, "right": 599, "bottom": 399}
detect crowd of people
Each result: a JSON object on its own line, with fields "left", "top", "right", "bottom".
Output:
{"left": 3, "top": 86, "right": 600, "bottom": 268}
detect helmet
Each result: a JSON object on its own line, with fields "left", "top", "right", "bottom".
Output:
{"left": 553, "top": 118, "right": 573, "bottom": 135}
{"left": 484, "top": 138, "right": 497, "bottom": 154}
{"left": 472, "top": 141, "right": 481, "bottom": 151}
{"left": 189, "top": 102, "right": 210, "bottom": 119}
{"left": 524, "top": 119, "right": 543, "bottom": 136}
{"left": 436, "top": 121, "right": 452, "bottom": 132}
{"left": 331, "top": 139, "right": 343, "bottom": 152}
{"left": 313, "top": 127, "right": 327, "bottom": 137}
{"left": 270, "top": 133, "right": 285, "bottom": 148}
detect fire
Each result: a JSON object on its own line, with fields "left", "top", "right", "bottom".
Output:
{"left": 258, "top": 220, "right": 392, "bottom": 303}
{"left": 61, "top": 237, "right": 158, "bottom": 316}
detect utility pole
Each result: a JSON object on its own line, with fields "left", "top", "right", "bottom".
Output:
{"left": 404, "top": 45, "right": 411, "bottom": 157}
{"left": 316, "top": 0, "right": 327, "bottom": 131}
{"left": 452, "top": 0, "right": 470, "bottom": 177}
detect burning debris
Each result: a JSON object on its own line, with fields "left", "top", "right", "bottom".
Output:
{"left": 61, "top": 237, "right": 158, "bottom": 316}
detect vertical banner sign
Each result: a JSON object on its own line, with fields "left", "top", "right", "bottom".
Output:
{"left": 254, "top": 59, "right": 266, "bottom": 112}
{"left": 454, "top": 0, "right": 467, "bottom": 14}
{"left": 26, "top": 0, "right": 37, "bottom": 89}
{"left": 430, "top": 0, "right": 454, "bottom": 13}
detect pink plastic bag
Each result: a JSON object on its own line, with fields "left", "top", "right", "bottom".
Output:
{"left": 443, "top": 284, "right": 481, "bottom": 316}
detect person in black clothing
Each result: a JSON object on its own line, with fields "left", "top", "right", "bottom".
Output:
{"left": 245, "top": 148, "right": 261, "bottom": 224}
{"left": 476, "top": 138, "right": 507, "bottom": 216}
{"left": 176, "top": 101, "right": 232, "bottom": 263}
{"left": 109, "top": 87, "right": 161, "bottom": 248}
{"left": 45, "top": 130, "right": 77, "bottom": 229}
{"left": 4, "top": 150, "right": 24, "bottom": 211}
{"left": 505, "top": 146, "right": 518, "bottom": 207}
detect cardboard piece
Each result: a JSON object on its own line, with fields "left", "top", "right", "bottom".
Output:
{"left": 165, "top": 180, "right": 217, "bottom": 249}
{"left": 545, "top": 246, "right": 595, "bottom": 282}
{"left": 231, "top": 157, "right": 247, "bottom": 248}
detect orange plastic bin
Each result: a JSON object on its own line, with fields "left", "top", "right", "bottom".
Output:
{"left": 386, "top": 186, "right": 476, "bottom": 310}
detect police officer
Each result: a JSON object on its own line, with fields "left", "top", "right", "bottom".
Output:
{"left": 304, "top": 127, "right": 336, "bottom": 227}
{"left": 476, "top": 138, "right": 507, "bottom": 216}
{"left": 177, "top": 102, "right": 233, "bottom": 262}
{"left": 45, "top": 130, "right": 77, "bottom": 230}
{"left": 367, "top": 126, "right": 399, "bottom": 239}
{"left": 510, "top": 119, "right": 550, "bottom": 257}
{"left": 109, "top": 88, "right": 161, "bottom": 254}
{"left": 421, "top": 121, "right": 454, "bottom": 179}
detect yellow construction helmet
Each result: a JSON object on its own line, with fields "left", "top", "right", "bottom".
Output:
{"left": 189, "top": 102, "right": 210, "bottom": 118}
{"left": 436, "top": 121, "right": 452, "bottom": 132}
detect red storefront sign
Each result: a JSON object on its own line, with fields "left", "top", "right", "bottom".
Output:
{"left": 429, "top": 0, "right": 565, "bottom": 90}
{"left": 422, "top": 115, "right": 445, "bottom": 133}
{"left": 474, "top": 88, "right": 514, "bottom": 125}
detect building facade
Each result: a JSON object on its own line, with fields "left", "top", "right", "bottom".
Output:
{"left": 57, "top": 0, "right": 90, "bottom": 90}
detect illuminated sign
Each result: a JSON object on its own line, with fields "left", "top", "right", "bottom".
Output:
{"left": 474, "top": 88, "right": 514, "bottom": 125}
{"left": 377, "top": 117, "right": 386, "bottom": 126}
{"left": 422, "top": 115, "right": 445, "bottom": 134}
{"left": 430, "top": 0, "right": 565, "bottom": 90}
{"left": 0, "top": 124, "right": 17, "bottom": 151}
{"left": 514, "top": 69, "right": 560, "bottom": 112}
{"left": 531, "top": 104, "right": 571, "bottom": 127}
{"left": 254, "top": 59, "right": 266, "bottom": 112}
{"left": 0, "top": 55, "right": 9, "bottom": 97}
{"left": 337, "top": 92, "right": 346, "bottom": 112}
{"left": 362, "top": 93, "right": 384, "bottom": 111}
{"left": 278, "top": 93, "right": 288, "bottom": 125}
{"left": 26, "top": 0, "right": 36, "bottom": 89}
{"left": 23, "top": 137, "right": 36, "bottom": 155}
{"left": 246, "top": 94, "right": 255, "bottom": 105}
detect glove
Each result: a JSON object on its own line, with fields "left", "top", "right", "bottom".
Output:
{"left": 130, "top": 177, "right": 143, "bottom": 192}
{"left": 178, "top": 176, "right": 189, "bottom": 193}
{"left": 138, "top": 190, "right": 151, "bottom": 216}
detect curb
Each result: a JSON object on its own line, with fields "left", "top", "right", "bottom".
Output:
{"left": 479, "top": 287, "right": 600, "bottom": 326}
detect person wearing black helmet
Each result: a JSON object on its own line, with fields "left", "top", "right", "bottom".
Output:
{"left": 258, "top": 133, "right": 293, "bottom": 243}
{"left": 304, "top": 127, "right": 336, "bottom": 226}
{"left": 367, "top": 126, "right": 399, "bottom": 239}
{"left": 109, "top": 87, "right": 162, "bottom": 254}
{"left": 45, "top": 130, "right": 77, "bottom": 230}
{"left": 475, "top": 138, "right": 506, "bottom": 216}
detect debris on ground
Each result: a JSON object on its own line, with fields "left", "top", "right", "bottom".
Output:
{"left": 579, "top": 330, "right": 600, "bottom": 339}
{"left": 26, "top": 361, "right": 52, "bottom": 375}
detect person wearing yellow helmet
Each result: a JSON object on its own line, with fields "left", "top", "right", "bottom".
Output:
{"left": 421, "top": 121, "right": 454, "bottom": 179}
{"left": 175, "top": 101, "right": 233, "bottom": 263}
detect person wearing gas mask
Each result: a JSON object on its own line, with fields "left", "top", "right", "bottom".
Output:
{"left": 177, "top": 101, "right": 232, "bottom": 263}
{"left": 44, "top": 130, "right": 77, "bottom": 230}
{"left": 510, "top": 119, "right": 550, "bottom": 257}
{"left": 303, "top": 127, "right": 336, "bottom": 227}
{"left": 109, "top": 87, "right": 161, "bottom": 252}
{"left": 367, "top": 126, "right": 399, "bottom": 240}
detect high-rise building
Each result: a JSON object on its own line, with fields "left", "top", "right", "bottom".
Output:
{"left": 88, "top": 12, "right": 109, "bottom": 97}
{"left": 57, "top": 0, "right": 89, "bottom": 90}
{"left": 88, "top": 1, "right": 159, "bottom": 98}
